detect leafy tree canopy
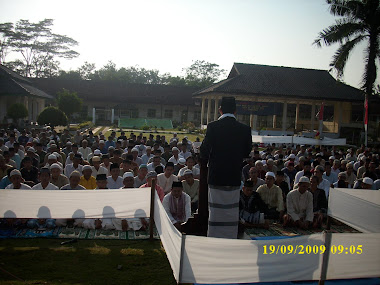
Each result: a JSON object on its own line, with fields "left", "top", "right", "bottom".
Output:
{"left": 0, "top": 19, "right": 79, "bottom": 78}
{"left": 55, "top": 60, "right": 225, "bottom": 88}
{"left": 313, "top": 0, "right": 380, "bottom": 97}
{"left": 56, "top": 88, "right": 82, "bottom": 119}
{"left": 37, "top": 106, "right": 68, "bottom": 127}
{"left": 183, "top": 60, "right": 226, "bottom": 88}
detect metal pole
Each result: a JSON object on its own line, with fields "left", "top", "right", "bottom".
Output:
{"left": 149, "top": 179, "right": 156, "bottom": 241}
{"left": 177, "top": 234, "right": 186, "bottom": 284}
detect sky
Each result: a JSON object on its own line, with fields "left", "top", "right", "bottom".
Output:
{"left": 0, "top": 0, "right": 377, "bottom": 88}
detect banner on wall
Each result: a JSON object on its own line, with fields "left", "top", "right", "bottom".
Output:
{"left": 236, "top": 101, "right": 282, "bottom": 116}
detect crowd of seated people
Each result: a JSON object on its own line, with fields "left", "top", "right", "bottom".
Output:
{"left": 1, "top": 127, "right": 380, "bottom": 233}
{"left": 239, "top": 143, "right": 380, "bottom": 230}
{"left": 0, "top": 128, "right": 199, "bottom": 231}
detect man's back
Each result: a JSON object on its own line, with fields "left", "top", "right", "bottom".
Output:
{"left": 200, "top": 117, "right": 252, "bottom": 186}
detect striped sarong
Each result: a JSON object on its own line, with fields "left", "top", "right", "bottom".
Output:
{"left": 207, "top": 185, "right": 241, "bottom": 239}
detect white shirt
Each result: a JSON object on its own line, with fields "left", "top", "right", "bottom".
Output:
{"left": 179, "top": 151, "right": 192, "bottom": 160}
{"left": 318, "top": 178, "right": 331, "bottom": 198}
{"left": 168, "top": 155, "right": 183, "bottom": 164}
{"left": 6, "top": 183, "right": 32, "bottom": 189}
{"left": 147, "top": 162, "right": 165, "bottom": 172}
{"left": 32, "top": 183, "right": 59, "bottom": 190}
{"left": 162, "top": 192, "right": 191, "bottom": 224}
{"left": 157, "top": 173, "right": 178, "bottom": 193}
{"left": 91, "top": 166, "right": 108, "bottom": 177}
{"left": 107, "top": 176, "right": 123, "bottom": 189}
{"left": 79, "top": 147, "right": 92, "bottom": 160}
{"left": 192, "top": 141, "right": 202, "bottom": 154}
{"left": 64, "top": 164, "right": 83, "bottom": 177}
{"left": 294, "top": 170, "right": 305, "bottom": 185}
{"left": 178, "top": 166, "right": 200, "bottom": 178}
{"left": 141, "top": 153, "right": 154, "bottom": 164}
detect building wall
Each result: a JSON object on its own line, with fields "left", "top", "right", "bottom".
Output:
{"left": 87, "top": 102, "right": 201, "bottom": 125}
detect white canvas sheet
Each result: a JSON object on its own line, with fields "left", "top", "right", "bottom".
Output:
{"left": 0, "top": 188, "right": 151, "bottom": 219}
{"left": 251, "top": 135, "right": 346, "bottom": 146}
{"left": 180, "top": 234, "right": 324, "bottom": 284}
{"left": 327, "top": 233, "right": 380, "bottom": 279}
{"left": 153, "top": 192, "right": 182, "bottom": 282}
{"left": 328, "top": 188, "right": 380, "bottom": 233}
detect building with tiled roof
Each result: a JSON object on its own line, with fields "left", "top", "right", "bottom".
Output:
{"left": 33, "top": 78, "right": 200, "bottom": 125}
{"left": 193, "top": 63, "right": 378, "bottom": 139}
{"left": 0, "top": 64, "right": 53, "bottom": 123}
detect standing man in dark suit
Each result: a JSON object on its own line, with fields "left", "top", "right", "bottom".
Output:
{"left": 200, "top": 97, "right": 252, "bottom": 238}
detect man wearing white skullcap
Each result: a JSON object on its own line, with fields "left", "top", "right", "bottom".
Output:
{"left": 5, "top": 169, "right": 32, "bottom": 189}
{"left": 256, "top": 172, "right": 284, "bottom": 220}
{"left": 49, "top": 163, "right": 69, "bottom": 189}
{"left": 60, "top": 171, "right": 86, "bottom": 190}
{"left": 284, "top": 176, "right": 314, "bottom": 229}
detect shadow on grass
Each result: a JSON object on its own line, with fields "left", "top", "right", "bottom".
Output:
{"left": 0, "top": 239, "right": 176, "bottom": 285}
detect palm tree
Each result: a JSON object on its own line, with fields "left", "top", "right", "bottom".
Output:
{"left": 313, "top": 0, "right": 380, "bottom": 99}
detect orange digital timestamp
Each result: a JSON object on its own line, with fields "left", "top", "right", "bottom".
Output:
{"left": 262, "top": 245, "right": 363, "bottom": 255}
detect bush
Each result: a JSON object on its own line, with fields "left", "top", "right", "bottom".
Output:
{"left": 37, "top": 106, "right": 68, "bottom": 127}
{"left": 142, "top": 125, "right": 150, "bottom": 131}
{"left": 7, "top": 103, "right": 28, "bottom": 122}
{"left": 78, "top": 121, "right": 93, "bottom": 129}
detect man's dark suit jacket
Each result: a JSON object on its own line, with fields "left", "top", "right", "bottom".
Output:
{"left": 200, "top": 116, "right": 252, "bottom": 186}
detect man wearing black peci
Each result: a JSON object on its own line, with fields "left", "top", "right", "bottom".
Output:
{"left": 200, "top": 97, "right": 252, "bottom": 239}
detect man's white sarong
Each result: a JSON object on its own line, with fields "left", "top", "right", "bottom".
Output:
{"left": 207, "top": 185, "right": 241, "bottom": 239}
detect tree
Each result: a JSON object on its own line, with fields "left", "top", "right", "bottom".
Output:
{"left": 183, "top": 60, "right": 226, "bottom": 88}
{"left": 37, "top": 106, "right": 68, "bottom": 127}
{"left": 313, "top": 0, "right": 380, "bottom": 99}
{"left": 0, "top": 19, "right": 79, "bottom": 77}
{"left": 56, "top": 88, "right": 82, "bottom": 122}
{"left": 7, "top": 103, "right": 28, "bottom": 123}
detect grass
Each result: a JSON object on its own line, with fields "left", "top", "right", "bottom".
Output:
{"left": 0, "top": 239, "right": 177, "bottom": 285}
{"left": 101, "top": 129, "right": 203, "bottom": 143}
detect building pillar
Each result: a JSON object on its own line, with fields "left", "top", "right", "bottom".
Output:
{"left": 311, "top": 103, "right": 315, "bottom": 131}
{"left": 34, "top": 100, "right": 39, "bottom": 121}
{"left": 111, "top": 109, "right": 114, "bottom": 124}
{"left": 200, "top": 98, "right": 205, "bottom": 126}
{"left": 92, "top": 108, "right": 96, "bottom": 124}
{"left": 273, "top": 115, "right": 277, "bottom": 129}
{"left": 28, "top": 97, "right": 32, "bottom": 122}
{"left": 253, "top": 115, "right": 258, "bottom": 132}
{"left": 282, "top": 102, "right": 287, "bottom": 133}
{"left": 207, "top": 97, "right": 212, "bottom": 124}
{"left": 214, "top": 97, "right": 219, "bottom": 121}
{"left": 295, "top": 103, "right": 299, "bottom": 131}
{"left": 337, "top": 103, "right": 342, "bottom": 135}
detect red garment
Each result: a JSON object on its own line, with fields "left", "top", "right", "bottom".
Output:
{"left": 140, "top": 183, "right": 165, "bottom": 202}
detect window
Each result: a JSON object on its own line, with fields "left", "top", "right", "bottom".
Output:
{"left": 131, "top": 109, "right": 139, "bottom": 118}
{"left": 193, "top": 111, "right": 201, "bottom": 121}
{"left": 181, "top": 110, "right": 188, "bottom": 122}
{"left": 147, "top": 109, "right": 156, "bottom": 118}
{"left": 351, "top": 103, "right": 363, "bottom": 122}
{"left": 299, "top": 104, "right": 312, "bottom": 119}
{"left": 164, "top": 109, "right": 173, "bottom": 118}
{"left": 323, "top": 105, "right": 334, "bottom": 122}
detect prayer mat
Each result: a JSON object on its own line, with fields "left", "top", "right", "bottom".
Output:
{"left": 245, "top": 223, "right": 360, "bottom": 239}
{"left": 0, "top": 226, "right": 159, "bottom": 240}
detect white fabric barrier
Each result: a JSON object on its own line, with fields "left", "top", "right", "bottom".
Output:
{"left": 180, "top": 234, "right": 324, "bottom": 284}
{"left": 328, "top": 188, "right": 380, "bottom": 233}
{"left": 153, "top": 192, "right": 182, "bottom": 282}
{"left": 327, "top": 233, "right": 380, "bottom": 279}
{"left": 251, "top": 135, "right": 346, "bottom": 146}
{"left": 0, "top": 189, "right": 151, "bottom": 219}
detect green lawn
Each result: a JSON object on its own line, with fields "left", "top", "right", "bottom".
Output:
{"left": 102, "top": 129, "right": 203, "bottom": 143}
{"left": 0, "top": 239, "right": 176, "bottom": 285}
